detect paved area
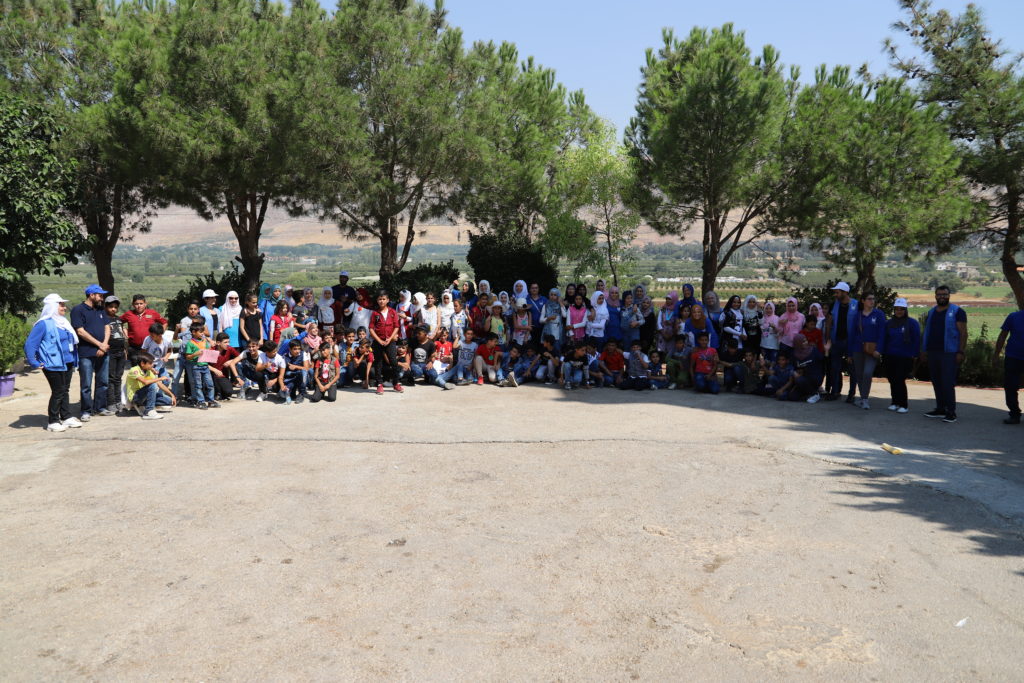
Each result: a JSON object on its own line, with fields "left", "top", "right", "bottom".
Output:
{"left": 1, "top": 370, "right": 1022, "bottom": 680}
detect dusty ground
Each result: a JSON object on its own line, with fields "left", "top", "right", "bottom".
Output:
{"left": 1, "top": 370, "right": 1022, "bottom": 680}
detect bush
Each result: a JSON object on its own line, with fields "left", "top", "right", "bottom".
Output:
{"left": 0, "top": 314, "right": 32, "bottom": 373}
{"left": 467, "top": 232, "right": 558, "bottom": 294}
{"left": 958, "top": 322, "right": 1004, "bottom": 387}
{"left": 364, "top": 260, "right": 461, "bottom": 298}
{"left": 164, "top": 265, "right": 247, "bottom": 325}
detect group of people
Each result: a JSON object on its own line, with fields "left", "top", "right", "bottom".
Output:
{"left": 22, "top": 272, "right": 1024, "bottom": 431}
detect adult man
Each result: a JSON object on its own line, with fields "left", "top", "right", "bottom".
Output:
{"left": 528, "top": 282, "right": 545, "bottom": 345}
{"left": 993, "top": 307, "right": 1024, "bottom": 425}
{"left": 70, "top": 285, "right": 111, "bottom": 420}
{"left": 120, "top": 294, "right": 168, "bottom": 364}
{"left": 824, "top": 282, "right": 857, "bottom": 401}
{"left": 921, "top": 285, "right": 967, "bottom": 423}
{"left": 330, "top": 271, "right": 357, "bottom": 324}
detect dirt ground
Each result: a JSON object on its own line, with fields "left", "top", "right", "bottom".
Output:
{"left": 1, "top": 370, "right": 1022, "bottom": 680}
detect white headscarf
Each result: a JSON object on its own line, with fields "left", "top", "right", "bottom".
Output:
{"left": 439, "top": 291, "right": 454, "bottom": 328}
{"left": 742, "top": 294, "right": 760, "bottom": 321}
{"left": 413, "top": 292, "right": 427, "bottom": 308}
{"left": 477, "top": 280, "right": 491, "bottom": 296}
{"left": 590, "top": 291, "right": 609, "bottom": 318}
{"left": 36, "top": 293, "right": 79, "bottom": 342}
{"left": 219, "top": 290, "right": 243, "bottom": 331}
{"left": 512, "top": 280, "right": 527, "bottom": 301}
{"left": 317, "top": 287, "right": 336, "bottom": 324}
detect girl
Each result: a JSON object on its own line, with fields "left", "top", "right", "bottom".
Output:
{"left": 720, "top": 295, "right": 746, "bottom": 349}
{"left": 346, "top": 295, "right": 373, "bottom": 336}
{"left": 259, "top": 284, "right": 284, "bottom": 338}
{"left": 219, "top": 290, "right": 243, "bottom": 349}
{"left": 239, "top": 294, "right": 264, "bottom": 347}
{"left": 881, "top": 297, "right": 921, "bottom": 413}
{"left": 741, "top": 295, "right": 763, "bottom": 353}
{"left": 540, "top": 288, "right": 564, "bottom": 350}
{"left": 24, "top": 293, "right": 81, "bottom": 432}
{"left": 310, "top": 342, "right": 340, "bottom": 403}
{"left": 450, "top": 298, "right": 469, "bottom": 343}
{"left": 269, "top": 300, "right": 295, "bottom": 345}
{"left": 294, "top": 287, "right": 317, "bottom": 330}
{"left": 396, "top": 290, "right": 414, "bottom": 340}
{"left": 420, "top": 292, "right": 442, "bottom": 340}
{"left": 512, "top": 299, "right": 532, "bottom": 347}
{"left": 848, "top": 292, "right": 886, "bottom": 409}
{"left": 439, "top": 291, "right": 455, "bottom": 332}
{"left": 639, "top": 295, "right": 656, "bottom": 352}
{"left": 656, "top": 292, "right": 678, "bottom": 353}
{"left": 619, "top": 292, "right": 641, "bottom": 350}
{"left": 760, "top": 301, "right": 780, "bottom": 363}
{"left": 808, "top": 302, "right": 827, "bottom": 330}
{"left": 564, "top": 283, "right": 577, "bottom": 304}
{"left": 315, "top": 287, "right": 338, "bottom": 335}
{"left": 587, "top": 291, "right": 609, "bottom": 345}
{"left": 487, "top": 301, "right": 507, "bottom": 346}
{"left": 511, "top": 279, "right": 528, "bottom": 303}
{"left": 497, "top": 291, "right": 513, "bottom": 326}
{"left": 566, "top": 293, "right": 588, "bottom": 343}
{"left": 777, "top": 297, "right": 806, "bottom": 357}
{"left": 801, "top": 315, "right": 825, "bottom": 353}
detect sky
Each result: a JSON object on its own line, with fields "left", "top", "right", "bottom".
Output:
{"left": 320, "top": 0, "right": 1024, "bottom": 134}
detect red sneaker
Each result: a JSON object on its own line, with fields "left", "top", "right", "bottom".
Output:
{"left": 394, "top": 383, "right": 404, "bottom": 393}
{"left": 476, "top": 376, "right": 484, "bottom": 385}
{"left": 375, "top": 384, "right": 384, "bottom": 395}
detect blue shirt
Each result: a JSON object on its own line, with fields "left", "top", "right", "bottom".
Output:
{"left": 926, "top": 306, "right": 966, "bottom": 353}
{"left": 1001, "top": 310, "right": 1024, "bottom": 361}
{"left": 69, "top": 302, "right": 109, "bottom": 358}
{"left": 879, "top": 317, "right": 921, "bottom": 358}
{"left": 848, "top": 309, "right": 887, "bottom": 352}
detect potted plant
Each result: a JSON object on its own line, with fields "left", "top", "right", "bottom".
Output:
{"left": 0, "top": 314, "right": 30, "bottom": 397}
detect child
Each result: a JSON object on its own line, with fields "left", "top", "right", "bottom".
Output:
{"left": 801, "top": 315, "right": 825, "bottom": 354}
{"left": 369, "top": 289, "right": 402, "bottom": 394}
{"left": 395, "top": 340, "right": 415, "bottom": 386}
{"left": 125, "top": 351, "right": 176, "bottom": 419}
{"left": 184, "top": 322, "right": 219, "bottom": 409}
{"left": 356, "top": 326, "right": 368, "bottom": 345}
{"left": 453, "top": 328, "right": 478, "bottom": 385}
{"left": 104, "top": 295, "right": 130, "bottom": 414}
{"left": 240, "top": 293, "right": 265, "bottom": 347}
{"left": 757, "top": 353, "right": 794, "bottom": 398}
{"left": 172, "top": 303, "right": 199, "bottom": 399}
{"left": 540, "top": 288, "right": 564, "bottom": 352}
{"left": 269, "top": 300, "right": 295, "bottom": 345}
{"left": 450, "top": 298, "right": 469, "bottom": 343}
{"left": 473, "top": 332, "right": 504, "bottom": 385}
{"left": 561, "top": 344, "right": 589, "bottom": 390}
{"left": 310, "top": 343, "right": 340, "bottom": 403}
{"left": 760, "top": 301, "right": 781, "bottom": 363}
{"left": 352, "top": 339, "right": 375, "bottom": 388}
{"left": 690, "top": 332, "right": 720, "bottom": 394}
{"left": 225, "top": 338, "right": 265, "bottom": 398}
{"left": 598, "top": 338, "right": 626, "bottom": 387}
{"left": 665, "top": 333, "right": 693, "bottom": 389}
{"left": 487, "top": 301, "right": 507, "bottom": 347}
{"left": 257, "top": 341, "right": 287, "bottom": 401}
{"left": 282, "top": 339, "right": 310, "bottom": 404}
{"left": 740, "top": 350, "right": 761, "bottom": 394}
{"left": 648, "top": 350, "right": 669, "bottom": 389}
{"left": 512, "top": 299, "right": 532, "bottom": 347}
{"left": 620, "top": 340, "right": 651, "bottom": 391}
{"left": 719, "top": 337, "right": 745, "bottom": 392}
{"left": 498, "top": 345, "right": 523, "bottom": 387}
{"left": 537, "top": 335, "right": 561, "bottom": 384}
{"left": 209, "top": 332, "right": 240, "bottom": 401}
{"left": 142, "top": 322, "right": 171, "bottom": 375}
{"left": 516, "top": 345, "right": 542, "bottom": 386}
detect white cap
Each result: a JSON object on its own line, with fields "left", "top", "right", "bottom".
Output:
{"left": 202, "top": 289, "right": 217, "bottom": 299}
{"left": 339, "top": 271, "right": 350, "bottom": 278}
{"left": 832, "top": 281, "right": 851, "bottom": 292}
{"left": 894, "top": 297, "right": 908, "bottom": 308}
{"left": 516, "top": 297, "right": 528, "bottom": 309}
{"left": 43, "top": 293, "right": 69, "bottom": 304}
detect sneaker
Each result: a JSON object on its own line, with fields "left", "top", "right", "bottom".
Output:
{"left": 508, "top": 373, "right": 519, "bottom": 388}
{"left": 476, "top": 377, "right": 484, "bottom": 385}
{"left": 376, "top": 384, "right": 385, "bottom": 395}
{"left": 564, "top": 382, "right": 573, "bottom": 391}
{"left": 543, "top": 380, "right": 553, "bottom": 385}
{"left": 806, "top": 394, "right": 821, "bottom": 404}
{"left": 46, "top": 422, "right": 67, "bottom": 432}
{"left": 294, "top": 395, "right": 304, "bottom": 404}
{"left": 156, "top": 405, "right": 173, "bottom": 413}
{"left": 443, "top": 382, "right": 455, "bottom": 390}
{"left": 456, "top": 379, "right": 471, "bottom": 386}
{"left": 79, "top": 413, "right": 92, "bottom": 422}
{"left": 924, "top": 409, "right": 945, "bottom": 418}
{"left": 845, "top": 394, "right": 855, "bottom": 404}
{"left": 896, "top": 407, "right": 909, "bottom": 414}
{"left": 284, "top": 397, "right": 293, "bottom": 405}
{"left": 209, "top": 401, "right": 222, "bottom": 408}
{"left": 668, "top": 383, "right": 677, "bottom": 390}
{"left": 861, "top": 400, "right": 870, "bottom": 410}
{"left": 141, "top": 411, "right": 164, "bottom": 420}
{"left": 197, "top": 402, "right": 208, "bottom": 410}
{"left": 942, "top": 413, "right": 957, "bottom": 423}
{"left": 852, "top": 398, "right": 863, "bottom": 408}
{"left": 62, "top": 417, "right": 83, "bottom": 428}
{"left": 98, "top": 408, "right": 116, "bottom": 417}
{"left": 394, "top": 383, "right": 404, "bottom": 393}
{"left": 1004, "top": 414, "right": 1021, "bottom": 425}
{"left": 256, "top": 392, "right": 267, "bottom": 402}
{"left": 887, "top": 404, "right": 898, "bottom": 411}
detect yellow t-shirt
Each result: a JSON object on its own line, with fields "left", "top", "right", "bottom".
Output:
{"left": 125, "top": 365, "right": 156, "bottom": 402}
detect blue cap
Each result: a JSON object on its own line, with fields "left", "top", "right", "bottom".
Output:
{"left": 85, "top": 284, "right": 108, "bottom": 296}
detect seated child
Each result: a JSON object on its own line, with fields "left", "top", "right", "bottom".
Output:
{"left": 561, "top": 344, "right": 590, "bottom": 390}
{"left": 690, "top": 332, "right": 720, "bottom": 394}
{"left": 536, "top": 334, "right": 561, "bottom": 383}
{"left": 666, "top": 333, "right": 693, "bottom": 389}
{"left": 282, "top": 339, "right": 310, "bottom": 404}
{"left": 256, "top": 340, "right": 287, "bottom": 402}
{"left": 756, "top": 353, "right": 794, "bottom": 398}
{"left": 620, "top": 340, "right": 652, "bottom": 391}
{"left": 310, "top": 343, "right": 341, "bottom": 403}
{"left": 648, "top": 350, "right": 669, "bottom": 389}
{"left": 740, "top": 350, "right": 761, "bottom": 394}
{"left": 598, "top": 339, "right": 626, "bottom": 387}
{"left": 225, "top": 339, "right": 264, "bottom": 397}
{"left": 395, "top": 340, "right": 415, "bottom": 386}
{"left": 453, "top": 328, "right": 478, "bottom": 385}
{"left": 473, "top": 332, "right": 504, "bottom": 384}
{"left": 125, "top": 351, "right": 176, "bottom": 419}
{"left": 209, "top": 332, "right": 241, "bottom": 401}
{"left": 719, "top": 338, "right": 745, "bottom": 392}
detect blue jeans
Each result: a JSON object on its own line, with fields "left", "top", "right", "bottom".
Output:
{"left": 723, "top": 364, "right": 744, "bottom": 391}
{"left": 927, "top": 352, "right": 959, "bottom": 414}
{"left": 283, "top": 370, "right": 306, "bottom": 398}
{"left": 132, "top": 382, "right": 172, "bottom": 413}
{"left": 453, "top": 362, "right": 474, "bottom": 381}
{"left": 695, "top": 372, "right": 720, "bottom": 394}
{"left": 564, "top": 366, "right": 584, "bottom": 386}
{"left": 190, "top": 364, "right": 215, "bottom": 403}
{"left": 425, "top": 365, "right": 458, "bottom": 387}
{"left": 78, "top": 354, "right": 109, "bottom": 415}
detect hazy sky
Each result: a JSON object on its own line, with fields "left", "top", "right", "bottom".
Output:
{"left": 319, "top": 0, "right": 1023, "bottom": 134}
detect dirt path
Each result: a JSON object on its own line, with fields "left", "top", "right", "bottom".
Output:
{"left": 2, "top": 371, "right": 1022, "bottom": 680}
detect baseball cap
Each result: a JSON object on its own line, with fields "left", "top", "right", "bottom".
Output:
{"left": 894, "top": 297, "right": 908, "bottom": 308}
{"left": 85, "top": 284, "right": 108, "bottom": 296}
{"left": 832, "top": 282, "right": 851, "bottom": 293}
{"left": 202, "top": 289, "right": 217, "bottom": 299}
{"left": 339, "top": 271, "right": 350, "bottom": 278}
{"left": 43, "top": 293, "right": 69, "bottom": 304}
{"left": 103, "top": 295, "right": 120, "bottom": 305}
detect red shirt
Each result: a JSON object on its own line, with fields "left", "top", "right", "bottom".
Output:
{"left": 803, "top": 327, "right": 825, "bottom": 353}
{"left": 693, "top": 347, "right": 718, "bottom": 375}
{"left": 476, "top": 343, "right": 500, "bottom": 366}
{"left": 212, "top": 345, "right": 239, "bottom": 372}
{"left": 599, "top": 350, "right": 626, "bottom": 372}
{"left": 120, "top": 308, "right": 168, "bottom": 348}
{"left": 369, "top": 307, "right": 399, "bottom": 342}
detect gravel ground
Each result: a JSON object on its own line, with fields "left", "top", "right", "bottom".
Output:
{"left": 2, "top": 370, "right": 1022, "bottom": 680}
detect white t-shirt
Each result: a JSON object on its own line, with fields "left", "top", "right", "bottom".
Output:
{"left": 142, "top": 336, "right": 169, "bottom": 361}
{"left": 258, "top": 351, "right": 287, "bottom": 372}
{"left": 346, "top": 303, "right": 372, "bottom": 333}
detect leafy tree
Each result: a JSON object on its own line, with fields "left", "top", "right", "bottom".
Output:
{"left": 772, "top": 67, "right": 976, "bottom": 296}
{"left": 625, "top": 24, "right": 793, "bottom": 293}
{"left": 544, "top": 120, "right": 640, "bottom": 286}
{"left": 466, "top": 232, "right": 558, "bottom": 294}
{"left": 0, "top": 94, "right": 84, "bottom": 315}
{"left": 165, "top": 266, "right": 247, "bottom": 327}
{"left": 890, "top": 0, "right": 1024, "bottom": 309}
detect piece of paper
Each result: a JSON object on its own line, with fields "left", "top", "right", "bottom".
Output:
{"left": 198, "top": 349, "right": 220, "bottom": 364}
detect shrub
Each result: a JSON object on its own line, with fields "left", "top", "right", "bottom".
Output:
{"left": 467, "top": 232, "right": 558, "bottom": 294}
{"left": 363, "top": 260, "right": 461, "bottom": 298}
{"left": 164, "top": 265, "right": 247, "bottom": 325}
{"left": 0, "top": 314, "right": 32, "bottom": 373}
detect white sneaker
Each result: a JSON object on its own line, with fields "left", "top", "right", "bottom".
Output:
{"left": 887, "top": 404, "right": 898, "bottom": 411}
{"left": 47, "top": 422, "right": 67, "bottom": 432}
{"left": 156, "top": 405, "right": 173, "bottom": 413}
{"left": 861, "top": 400, "right": 870, "bottom": 410}
{"left": 896, "top": 407, "right": 909, "bottom": 414}
{"left": 508, "top": 373, "right": 519, "bottom": 388}
{"left": 668, "top": 383, "right": 677, "bottom": 390}
{"left": 255, "top": 392, "right": 267, "bottom": 402}
{"left": 806, "top": 393, "right": 821, "bottom": 404}
{"left": 141, "top": 411, "right": 164, "bottom": 420}
{"left": 62, "top": 417, "right": 83, "bottom": 428}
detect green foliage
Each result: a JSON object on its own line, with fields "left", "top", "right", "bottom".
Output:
{"left": 467, "top": 232, "right": 558, "bottom": 295}
{"left": 0, "top": 93, "right": 84, "bottom": 316}
{"left": 164, "top": 266, "right": 247, "bottom": 328}
{"left": 365, "top": 260, "right": 461, "bottom": 299}
{"left": 0, "top": 314, "right": 33, "bottom": 374}
{"left": 625, "top": 24, "right": 791, "bottom": 292}
{"left": 773, "top": 67, "right": 976, "bottom": 295}
{"left": 958, "top": 322, "right": 1005, "bottom": 387}
{"left": 790, "top": 279, "right": 898, "bottom": 317}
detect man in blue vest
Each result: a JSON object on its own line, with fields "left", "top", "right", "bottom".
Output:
{"left": 993, "top": 307, "right": 1024, "bottom": 425}
{"left": 825, "top": 282, "right": 858, "bottom": 401}
{"left": 921, "top": 285, "right": 968, "bottom": 423}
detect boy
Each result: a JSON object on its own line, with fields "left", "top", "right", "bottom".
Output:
{"left": 537, "top": 334, "right": 561, "bottom": 384}
{"left": 257, "top": 341, "right": 287, "bottom": 402}
{"left": 426, "top": 327, "right": 457, "bottom": 389}
{"left": 369, "top": 289, "right": 402, "bottom": 394}
{"left": 597, "top": 339, "right": 626, "bottom": 388}
{"left": 104, "top": 295, "right": 130, "bottom": 413}
{"left": 282, "top": 339, "right": 310, "bottom": 404}
{"left": 125, "top": 351, "right": 176, "bottom": 419}
{"left": 562, "top": 344, "right": 590, "bottom": 390}
{"left": 757, "top": 353, "right": 794, "bottom": 398}
{"left": 473, "top": 332, "right": 504, "bottom": 385}
{"left": 740, "top": 350, "right": 761, "bottom": 394}
{"left": 142, "top": 322, "right": 171, "bottom": 374}
{"left": 666, "top": 333, "right": 692, "bottom": 389}
{"left": 225, "top": 338, "right": 265, "bottom": 398}
{"left": 453, "top": 328, "right": 478, "bottom": 385}
{"left": 184, "top": 322, "right": 219, "bottom": 409}
{"left": 498, "top": 345, "right": 524, "bottom": 387}
{"left": 395, "top": 340, "right": 415, "bottom": 386}
{"left": 719, "top": 337, "right": 745, "bottom": 392}
{"left": 620, "top": 340, "right": 651, "bottom": 391}
{"left": 648, "top": 350, "right": 669, "bottom": 389}
{"left": 353, "top": 339, "right": 374, "bottom": 387}
{"left": 209, "top": 332, "right": 241, "bottom": 401}
{"left": 690, "top": 332, "right": 720, "bottom": 394}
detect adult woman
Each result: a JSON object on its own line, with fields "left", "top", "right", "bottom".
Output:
{"left": 848, "top": 292, "right": 886, "bottom": 409}
{"left": 461, "top": 281, "right": 477, "bottom": 311}
{"left": 24, "top": 294, "right": 82, "bottom": 432}
{"left": 880, "top": 297, "right": 921, "bottom": 413}
{"left": 684, "top": 303, "right": 719, "bottom": 350}
{"left": 605, "top": 286, "right": 622, "bottom": 345}
{"left": 639, "top": 295, "right": 657, "bottom": 352}
{"left": 742, "top": 295, "right": 763, "bottom": 353}
{"left": 760, "top": 301, "right": 781, "bottom": 362}
{"left": 777, "top": 297, "right": 806, "bottom": 357}
{"left": 657, "top": 291, "right": 678, "bottom": 353}
{"left": 678, "top": 283, "right": 699, "bottom": 310}
{"left": 219, "top": 290, "right": 243, "bottom": 349}
{"left": 619, "top": 292, "right": 641, "bottom": 349}
{"left": 721, "top": 295, "right": 746, "bottom": 349}
{"left": 566, "top": 293, "right": 588, "bottom": 343}
{"left": 259, "top": 283, "right": 284, "bottom": 338}
{"left": 702, "top": 290, "right": 724, "bottom": 336}
{"left": 586, "top": 291, "right": 609, "bottom": 344}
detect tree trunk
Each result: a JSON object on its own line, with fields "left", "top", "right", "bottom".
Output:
{"left": 226, "top": 192, "right": 268, "bottom": 295}
{"left": 378, "top": 215, "right": 399, "bottom": 280}
{"left": 701, "top": 216, "right": 722, "bottom": 293}
{"left": 853, "top": 260, "right": 877, "bottom": 298}
{"left": 1002, "top": 182, "right": 1024, "bottom": 310}
{"left": 604, "top": 226, "right": 618, "bottom": 287}
{"left": 92, "top": 243, "right": 115, "bottom": 294}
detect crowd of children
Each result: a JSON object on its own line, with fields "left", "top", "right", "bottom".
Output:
{"left": 24, "top": 275, "right": 1024, "bottom": 431}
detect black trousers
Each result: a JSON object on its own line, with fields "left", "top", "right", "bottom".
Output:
{"left": 885, "top": 355, "right": 915, "bottom": 408}
{"left": 1005, "top": 355, "right": 1023, "bottom": 417}
{"left": 311, "top": 383, "right": 337, "bottom": 402}
{"left": 107, "top": 350, "right": 128, "bottom": 407}
{"left": 213, "top": 374, "right": 235, "bottom": 400}
{"left": 371, "top": 341, "right": 397, "bottom": 386}
{"left": 43, "top": 364, "right": 74, "bottom": 424}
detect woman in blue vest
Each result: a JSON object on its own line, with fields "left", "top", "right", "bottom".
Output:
{"left": 24, "top": 294, "right": 82, "bottom": 432}
{"left": 880, "top": 297, "right": 921, "bottom": 414}
{"left": 848, "top": 293, "right": 886, "bottom": 409}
